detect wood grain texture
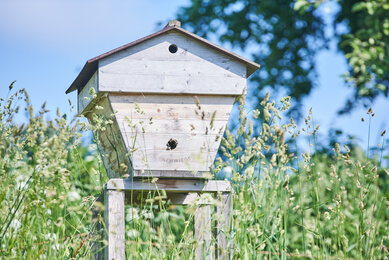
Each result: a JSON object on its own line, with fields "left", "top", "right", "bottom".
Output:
{"left": 130, "top": 149, "right": 214, "bottom": 172}
{"left": 109, "top": 94, "right": 234, "bottom": 121}
{"left": 106, "top": 178, "right": 231, "bottom": 193}
{"left": 98, "top": 31, "right": 246, "bottom": 95}
{"left": 100, "top": 180, "right": 233, "bottom": 259}
{"left": 86, "top": 97, "right": 132, "bottom": 178}
{"left": 78, "top": 71, "right": 98, "bottom": 114}
{"left": 109, "top": 94, "right": 232, "bottom": 174}
{"left": 133, "top": 169, "right": 208, "bottom": 178}
{"left": 104, "top": 190, "right": 125, "bottom": 260}
{"left": 195, "top": 205, "right": 212, "bottom": 260}
{"left": 119, "top": 132, "right": 222, "bottom": 152}
{"left": 99, "top": 31, "right": 246, "bottom": 76}
{"left": 91, "top": 196, "right": 103, "bottom": 260}
{"left": 117, "top": 118, "right": 226, "bottom": 135}
{"left": 125, "top": 192, "right": 212, "bottom": 206}
{"left": 216, "top": 193, "right": 233, "bottom": 260}
{"left": 109, "top": 93, "right": 236, "bottom": 105}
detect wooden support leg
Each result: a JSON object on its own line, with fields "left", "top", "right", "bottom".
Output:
{"left": 104, "top": 189, "right": 125, "bottom": 260}
{"left": 91, "top": 196, "right": 103, "bottom": 260}
{"left": 195, "top": 204, "right": 212, "bottom": 260}
{"left": 216, "top": 192, "right": 233, "bottom": 260}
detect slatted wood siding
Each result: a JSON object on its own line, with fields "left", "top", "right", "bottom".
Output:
{"left": 86, "top": 96, "right": 132, "bottom": 178}
{"left": 98, "top": 31, "right": 247, "bottom": 95}
{"left": 109, "top": 94, "right": 234, "bottom": 177}
{"left": 78, "top": 72, "right": 98, "bottom": 114}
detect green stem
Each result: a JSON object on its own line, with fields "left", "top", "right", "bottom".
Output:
{"left": 367, "top": 115, "right": 371, "bottom": 158}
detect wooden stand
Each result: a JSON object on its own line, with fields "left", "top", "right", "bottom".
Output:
{"left": 93, "top": 178, "right": 233, "bottom": 260}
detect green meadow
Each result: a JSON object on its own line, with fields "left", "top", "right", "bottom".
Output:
{"left": 0, "top": 87, "right": 388, "bottom": 259}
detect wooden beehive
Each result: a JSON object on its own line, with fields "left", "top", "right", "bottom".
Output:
{"left": 66, "top": 20, "right": 259, "bottom": 179}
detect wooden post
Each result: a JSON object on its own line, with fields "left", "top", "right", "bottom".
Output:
{"left": 104, "top": 189, "right": 125, "bottom": 260}
{"left": 91, "top": 196, "right": 103, "bottom": 260}
{"left": 101, "top": 178, "right": 232, "bottom": 259}
{"left": 216, "top": 192, "right": 233, "bottom": 260}
{"left": 195, "top": 205, "right": 212, "bottom": 260}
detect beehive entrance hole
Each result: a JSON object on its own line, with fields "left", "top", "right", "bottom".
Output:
{"left": 168, "top": 44, "right": 178, "bottom": 53}
{"left": 166, "top": 138, "right": 178, "bottom": 150}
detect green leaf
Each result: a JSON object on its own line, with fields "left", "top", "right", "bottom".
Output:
{"left": 351, "top": 2, "right": 366, "bottom": 12}
{"left": 294, "top": 0, "right": 309, "bottom": 12}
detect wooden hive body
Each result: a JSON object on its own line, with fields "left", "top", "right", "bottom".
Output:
{"left": 67, "top": 22, "right": 259, "bottom": 179}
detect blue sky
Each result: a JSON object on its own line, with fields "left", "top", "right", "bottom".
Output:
{"left": 0, "top": 0, "right": 387, "bottom": 154}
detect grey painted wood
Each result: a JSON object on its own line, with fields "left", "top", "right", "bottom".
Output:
{"left": 216, "top": 192, "right": 233, "bottom": 260}
{"left": 66, "top": 22, "right": 260, "bottom": 94}
{"left": 108, "top": 93, "right": 236, "bottom": 105}
{"left": 195, "top": 205, "right": 212, "bottom": 260}
{"left": 100, "top": 179, "right": 232, "bottom": 259}
{"left": 98, "top": 31, "right": 247, "bottom": 78}
{"left": 104, "top": 189, "right": 125, "bottom": 260}
{"left": 106, "top": 178, "right": 231, "bottom": 193}
{"left": 78, "top": 71, "right": 98, "bottom": 114}
{"left": 86, "top": 96, "right": 132, "bottom": 178}
{"left": 91, "top": 196, "right": 103, "bottom": 260}
{"left": 118, "top": 118, "right": 227, "bottom": 135}
{"left": 126, "top": 192, "right": 212, "bottom": 206}
{"left": 109, "top": 94, "right": 233, "bottom": 175}
{"left": 133, "top": 169, "right": 208, "bottom": 179}
{"left": 98, "top": 32, "right": 247, "bottom": 97}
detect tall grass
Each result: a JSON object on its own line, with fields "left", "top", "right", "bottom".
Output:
{"left": 0, "top": 87, "right": 105, "bottom": 259}
{"left": 0, "top": 86, "right": 388, "bottom": 259}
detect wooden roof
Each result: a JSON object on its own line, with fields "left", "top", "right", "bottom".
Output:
{"left": 66, "top": 22, "right": 260, "bottom": 94}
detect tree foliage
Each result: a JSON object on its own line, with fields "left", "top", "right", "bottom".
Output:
{"left": 175, "top": 0, "right": 327, "bottom": 117}
{"left": 176, "top": 0, "right": 389, "bottom": 115}
{"left": 334, "top": 0, "right": 389, "bottom": 113}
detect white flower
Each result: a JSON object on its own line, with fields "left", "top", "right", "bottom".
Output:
{"left": 10, "top": 219, "right": 21, "bottom": 230}
{"left": 126, "top": 229, "right": 139, "bottom": 238}
{"left": 51, "top": 243, "right": 60, "bottom": 251}
{"left": 45, "top": 233, "right": 57, "bottom": 241}
{"left": 126, "top": 207, "right": 139, "bottom": 222}
{"left": 67, "top": 191, "right": 81, "bottom": 201}
{"left": 141, "top": 209, "right": 154, "bottom": 219}
{"left": 15, "top": 174, "right": 29, "bottom": 189}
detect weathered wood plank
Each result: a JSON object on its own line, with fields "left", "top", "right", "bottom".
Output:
{"left": 98, "top": 31, "right": 246, "bottom": 77}
{"left": 99, "top": 59, "right": 242, "bottom": 78}
{"left": 126, "top": 192, "right": 212, "bottom": 206}
{"left": 99, "top": 73, "right": 245, "bottom": 95}
{"left": 111, "top": 102, "right": 233, "bottom": 121}
{"left": 87, "top": 97, "right": 132, "bottom": 178}
{"left": 98, "top": 32, "right": 246, "bottom": 95}
{"left": 109, "top": 93, "right": 236, "bottom": 105}
{"left": 108, "top": 94, "right": 231, "bottom": 174}
{"left": 133, "top": 169, "right": 208, "bottom": 178}
{"left": 130, "top": 149, "right": 215, "bottom": 172}
{"left": 216, "top": 192, "right": 233, "bottom": 260}
{"left": 121, "top": 132, "right": 221, "bottom": 152}
{"left": 78, "top": 71, "right": 98, "bottom": 114}
{"left": 195, "top": 205, "right": 212, "bottom": 260}
{"left": 104, "top": 189, "right": 125, "bottom": 260}
{"left": 106, "top": 179, "right": 231, "bottom": 193}
{"left": 117, "top": 118, "right": 227, "bottom": 135}
{"left": 91, "top": 196, "right": 103, "bottom": 260}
